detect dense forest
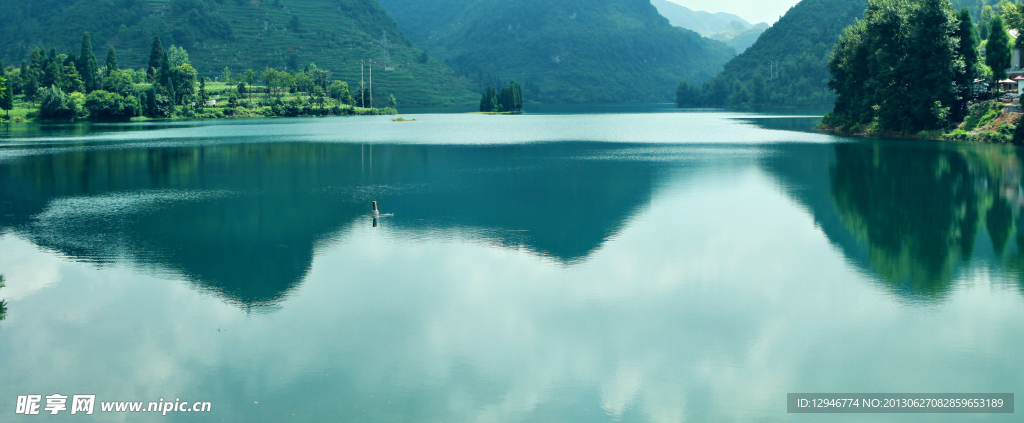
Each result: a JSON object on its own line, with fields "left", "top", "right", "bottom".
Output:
{"left": 676, "top": 0, "right": 867, "bottom": 109}
{"left": 824, "top": 0, "right": 969, "bottom": 134}
{"left": 0, "top": 0, "right": 478, "bottom": 106}
{"left": 378, "top": 0, "right": 735, "bottom": 104}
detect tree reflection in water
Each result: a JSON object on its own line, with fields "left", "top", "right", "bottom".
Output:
{"left": 830, "top": 141, "right": 1024, "bottom": 298}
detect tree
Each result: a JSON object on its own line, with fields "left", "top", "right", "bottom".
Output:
{"left": 986, "top": 15, "right": 1012, "bottom": 84}
{"left": 39, "top": 85, "right": 73, "bottom": 120}
{"left": 62, "top": 62, "right": 85, "bottom": 94}
{"left": 84, "top": 90, "right": 141, "bottom": 121}
{"left": 222, "top": 66, "right": 232, "bottom": 83}
{"left": 167, "top": 46, "right": 189, "bottom": 67}
{"left": 0, "top": 77, "right": 12, "bottom": 118}
{"left": 676, "top": 81, "right": 701, "bottom": 107}
{"left": 103, "top": 70, "right": 136, "bottom": 98}
{"left": 981, "top": 5, "right": 995, "bottom": 40}
{"left": 148, "top": 36, "right": 164, "bottom": 82}
{"left": 1015, "top": 115, "right": 1024, "bottom": 144}
{"left": 328, "top": 80, "right": 353, "bottom": 105}
{"left": 954, "top": 7, "right": 979, "bottom": 120}
{"left": 199, "top": 78, "right": 208, "bottom": 101}
{"left": 307, "top": 63, "right": 331, "bottom": 90}
{"left": 826, "top": 0, "right": 965, "bottom": 133}
{"left": 171, "top": 63, "right": 198, "bottom": 104}
{"left": 905, "top": 0, "right": 959, "bottom": 129}
{"left": 106, "top": 47, "right": 119, "bottom": 74}
{"left": 293, "top": 71, "right": 313, "bottom": 94}
{"left": 79, "top": 32, "right": 100, "bottom": 92}
{"left": 237, "top": 81, "right": 247, "bottom": 98}
{"left": 479, "top": 85, "right": 495, "bottom": 112}
{"left": 43, "top": 59, "right": 62, "bottom": 89}
{"left": 387, "top": 94, "right": 396, "bottom": 109}
{"left": 312, "top": 85, "right": 327, "bottom": 111}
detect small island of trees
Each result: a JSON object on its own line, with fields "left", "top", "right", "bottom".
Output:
{"left": 479, "top": 81, "right": 523, "bottom": 113}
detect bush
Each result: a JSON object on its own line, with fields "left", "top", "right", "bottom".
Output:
{"left": 1013, "top": 118, "right": 1024, "bottom": 144}
{"left": 84, "top": 90, "right": 141, "bottom": 121}
{"left": 39, "top": 85, "right": 73, "bottom": 120}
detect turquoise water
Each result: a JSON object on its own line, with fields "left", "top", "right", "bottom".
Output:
{"left": 0, "top": 110, "right": 1021, "bottom": 422}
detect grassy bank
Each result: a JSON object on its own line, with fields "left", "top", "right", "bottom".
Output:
{"left": 818, "top": 100, "right": 1022, "bottom": 143}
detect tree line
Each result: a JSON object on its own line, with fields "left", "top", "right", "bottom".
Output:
{"left": 1, "top": 33, "right": 396, "bottom": 121}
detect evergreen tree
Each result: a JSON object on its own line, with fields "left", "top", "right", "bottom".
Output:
{"left": 986, "top": 15, "right": 1011, "bottom": 84}
{"left": 62, "top": 62, "right": 85, "bottom": 94}
{"left": 906, "top": 0, "right": 958, "bottom": 129}
{"left": 0, "top": 80, "right": 11, "bottom": 118}
{"left": 18, "top": 60, "right": 29, "bottom": 95}
{"left": 954, "top": 7, "right": 979, "bottom": 121}
{"left": 79, "top": 32, "right": 100, "bottom": 92}
{"left": 28, "top": 49, "right": 45, "bottom": 78}
{"left": 43, "top": 60, "right": 62, "bottom": 90}
{"left": 148, "top": 36, "right": 164, "bottom": 82}
{"left": 106, "top": 46, "right": 119, "bottom": 74}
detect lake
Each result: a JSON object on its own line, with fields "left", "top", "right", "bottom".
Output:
{"left": 0, "top": 108, "right": 1021, "bottom": 422}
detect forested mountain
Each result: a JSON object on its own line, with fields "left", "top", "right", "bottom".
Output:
{"left": 678, "top": 0, "right": 866, "bottom": 109}
{"left": 0, "top": 0, "right": 478, "bottom": 106}
{"left": 649, "top": 0, "right": 768, "bottom": 53}
{"left": 377, "top": 0, "right": 736, "bottom": 103}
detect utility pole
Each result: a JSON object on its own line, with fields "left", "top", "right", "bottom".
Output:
{"left": 357, "top": 60, "right": 376, "bottom": 108}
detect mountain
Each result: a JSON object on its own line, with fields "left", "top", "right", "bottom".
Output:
{"left": 688, "top": 0, "right": 866, "bottom": 109}
{"left": 651, "top": 0, "right": 749, "bottom": 33}
{"left": 649, "top": 0, "right": 767, "bottom": 53}
{"left": 376, "top": 0, "right": 736, "bottom": 103}
{"left": 709, "top": 22, "right": 770, "bottom": 53}
{"left": 0, "top": 0, "right": 478, "bottom": 106}
{"left": 649, "top": 0, "right": 751, "bottom": 36}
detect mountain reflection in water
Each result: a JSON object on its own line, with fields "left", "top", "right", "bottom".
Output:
{"left": 0, "top": 142, "right": 669, "bottom": 307}
{"left": 4, "top": 125, "right": 1024, "bottom": 309}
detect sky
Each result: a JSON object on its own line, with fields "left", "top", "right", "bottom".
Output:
{"left": 664, "top": 0, "right": 802, "bottom": 25}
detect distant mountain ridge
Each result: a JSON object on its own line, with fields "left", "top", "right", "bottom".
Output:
{"left": 649, "top": 0, "right": 752, "bottom": 35}
{"left": 0, "top": 0, "right": 478, "bottom": 106}
{"left": 377, "top": 0, "right": 736, "bottom": 103}
{"left": 649, "top": 0, "right": 768, "bottom": 53}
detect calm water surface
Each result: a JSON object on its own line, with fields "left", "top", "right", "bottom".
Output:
{"left": 0, "top": 110, "right": 1021, "bottom": 422}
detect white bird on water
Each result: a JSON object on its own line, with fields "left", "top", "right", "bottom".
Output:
{"left": 371, "top": 201, "right": 393, "bottom": 218}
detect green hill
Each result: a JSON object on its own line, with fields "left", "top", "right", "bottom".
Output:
{"left": 0, "top": 0, "right": 478, "bottom": 107}
{"left": 377, "top": 0, "right": 736, "bottom": 103}
{"left": 681, "top": 0, "right": 866, "bottom": 109}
